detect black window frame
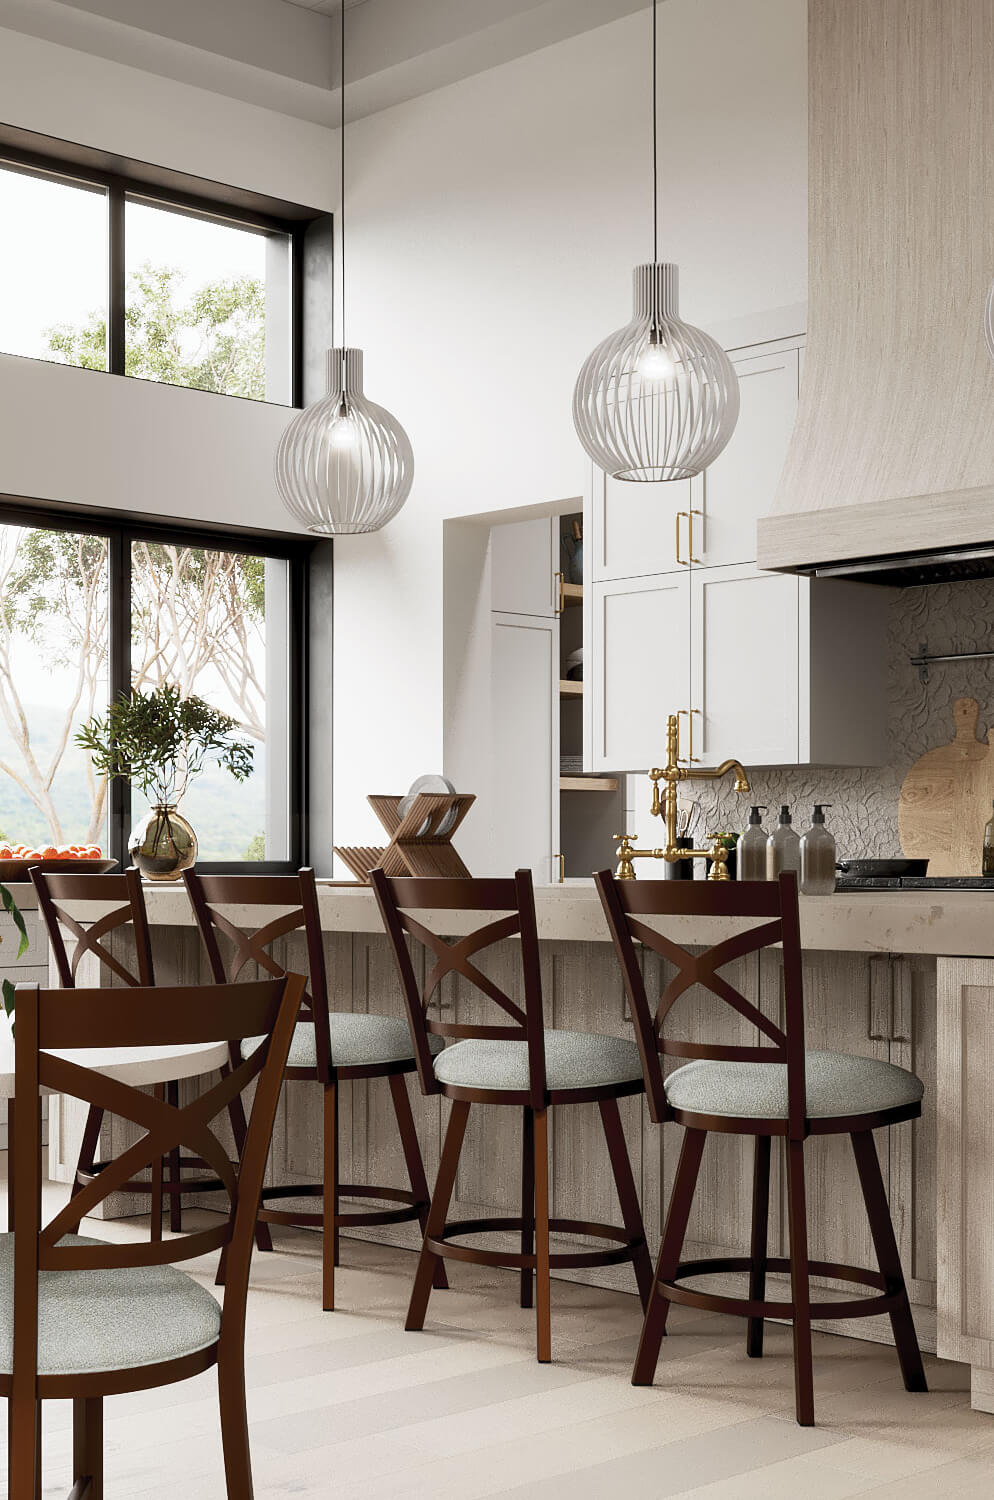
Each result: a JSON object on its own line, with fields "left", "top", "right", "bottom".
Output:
{"left": 0, "top": 499, "right": 311, "bottom": 875}
{"left": 0, "top": 127, "right": 320, "bottom": 407}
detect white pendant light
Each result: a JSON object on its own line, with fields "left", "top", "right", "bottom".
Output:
{"left": 572, "top": 0, "right": 739, "bottom": 482}
{"left": 276, "top": 1, "right": 413, "bottom": 534}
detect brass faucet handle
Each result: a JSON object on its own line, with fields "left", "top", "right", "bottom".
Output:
{"left": 613, "top": 832, "right": 638, "bottom": 881}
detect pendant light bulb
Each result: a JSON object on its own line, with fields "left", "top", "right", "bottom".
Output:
{"left": 329, "top": 405, "right": 359, "bottom": 449}
{"left": 635, "top": 333, "right": 674, "bottom": 382}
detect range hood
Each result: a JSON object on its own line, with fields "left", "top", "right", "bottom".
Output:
{"left": 757, "top": 0, "right": 994, "bottom": 585}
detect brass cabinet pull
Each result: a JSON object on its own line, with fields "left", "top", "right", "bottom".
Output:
{"left": 688, "top": 508, "right": 703, "bottom": 564}
{"left": 675, "top": 511, "right": 690, "bottom": 566}
{"left": 554, "top": 571, "right": 565, "bottom": 616}
{"left": 679, "top": 707, "right": 701, "bottom": 764}
{"left": 555, "top": 852, "right": 565, "bottom": 884}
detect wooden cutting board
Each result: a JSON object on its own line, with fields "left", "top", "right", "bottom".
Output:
{"left": 898, "top": 697, "right": 993, "bottom": 876}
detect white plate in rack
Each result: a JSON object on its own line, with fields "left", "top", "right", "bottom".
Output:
{"left": 397, "top": 775, "right": 457, "bottom": 835}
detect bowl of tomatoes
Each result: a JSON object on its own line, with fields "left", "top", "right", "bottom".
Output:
{"left": 0, "top": 844, "right": 117, "bottom": 880}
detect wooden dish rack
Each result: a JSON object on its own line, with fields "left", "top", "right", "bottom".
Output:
{"left": 334, "top": 792, "right": 475, "bottom": 882}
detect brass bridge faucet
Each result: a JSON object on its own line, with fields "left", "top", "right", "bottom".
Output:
{"left": 614, "top": 712, "right": 750, "bottom": 881}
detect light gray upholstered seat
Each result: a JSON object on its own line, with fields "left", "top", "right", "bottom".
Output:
{"left": 0, "top": 1234, "right": 220, "bottom": 1376}
{"left": 244, "top": 1013, "right": 444, "bottom": 1071}
{"left": 433, "top": 1030, "right": 643, "bottom": 1093}
{"left": 665, "top": 1049, "right": 924, "bottom": 1119}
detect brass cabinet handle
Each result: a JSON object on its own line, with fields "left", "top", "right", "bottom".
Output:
{"left": 675, "top": 511, "right": 690, "bottom": 566}
{"left": 679, "top": 708, "right": 701, "bottom": 764}
{"left": 554, "top": 571, "right": 565, "bottom": 616}
{"left": 688, "top": 508, "right": 703, "bottom": 564}
{"left": 555, "top": 852, "right": 565, "bottom": 884}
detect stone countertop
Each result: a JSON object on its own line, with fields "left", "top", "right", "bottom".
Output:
{"left": 9, "top": 878, "right": 984, "bottom": 959}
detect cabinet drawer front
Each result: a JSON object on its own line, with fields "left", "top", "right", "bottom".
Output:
{"left": 590, "top": 468, "right": 693, "bottom": 582}
{"left": 697, "top": 344, "right": 801, "bottom": 569}
{"left": 692, "top": 565, "right": 799, "bottom": 766}
{"left": 591, "top": 576, "right": 690, "bottom": 772}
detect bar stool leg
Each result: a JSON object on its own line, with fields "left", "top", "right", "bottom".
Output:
{"left": 150, "top": 1085, "right": 165, "bottom": 1243}
{"left": 599, "top": 1097, "right": 653, "bottom": 1312}
{"left": 222, "top": 1066, "right": 273, "bottom": 1254}
{"left": 633, "top": 1127, "right": 706, "bottom": 1387}
{"left": 322, "top": 1080, "right": 338, "bottom": 1312}
{"left": 520, "top": 1107, "right": 535, "bottom": 1309}
{"left": 747, "top": 1135, "right": 771, "bottom": 1357}
{"left": 388, "top": 1073, "right": 448, "bottom": 1291}
{"left": 407, "top": 1099, "right": 469, "bottom": 1332}
{"left": 850, "top": 1130, "right": 927, "bottom": 1393}
{"left": 533, "top": 1108, "right": 551, "bottom": 1363}
{"left": 66, "top": 1104, "right": 104, "bottom": 1233}
{"left": 73, "top": 1397, "right": 102, "bottom": 1500}
{"left": 785, "top": 1136, "right": 815, "bottom": 1426}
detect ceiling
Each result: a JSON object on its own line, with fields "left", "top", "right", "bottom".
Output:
{"left": 0, "top": 0, "right": 647, "bottom": 124}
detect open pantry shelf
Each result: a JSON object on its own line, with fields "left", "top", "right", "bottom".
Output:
{"left": 559, "top": 776, "right": 619, "bottom": 792}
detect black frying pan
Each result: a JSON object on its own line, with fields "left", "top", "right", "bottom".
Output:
{"left": 835, "top": 858, "right": 929, "bottom": 878}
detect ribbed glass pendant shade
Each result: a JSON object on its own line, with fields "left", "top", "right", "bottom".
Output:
{"left": 573, "top": 263, "right": 740, "bottom": 482}
{"left": 275, "top": 348, "right": 414, "bottom": 535}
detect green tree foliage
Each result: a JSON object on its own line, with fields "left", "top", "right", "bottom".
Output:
{"left": 46, "top": 262, "right": 265, "bottom": 399}
{"left": 243, "top": 833, "right": 266, "bottom": 862}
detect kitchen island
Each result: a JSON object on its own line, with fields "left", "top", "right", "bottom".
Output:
{"left": 7, "top": 879, "right": 994, "bottom": 1411}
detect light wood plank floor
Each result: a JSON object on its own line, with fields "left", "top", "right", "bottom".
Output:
{"left": 4, "top": 1185, "right": 994, "bottom": 1499}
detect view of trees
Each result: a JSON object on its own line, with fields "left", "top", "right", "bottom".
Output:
{"left": 0, "top": 264, "right": 269, "bottom": 854}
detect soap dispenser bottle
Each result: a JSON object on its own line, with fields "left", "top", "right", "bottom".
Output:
{"left": 767, "top": 805, "right": 800, "bottom": 880}
{"left": 738, "top": 806, "right": 769, "bottom": 881}
{"left": 800, "top": 804, "right": 836, "bottom": 895}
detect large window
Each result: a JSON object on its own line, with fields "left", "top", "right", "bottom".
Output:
{"left": 0, "top": 512, "right": 307, "bottom": 870}
{"left": 0, "top": 141, "right": 310, "bottom": 405}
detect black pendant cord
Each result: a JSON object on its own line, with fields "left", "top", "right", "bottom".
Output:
{"left": 651, "top": 0, "right": 657, "bottom": 267}
{"left": 340, "top": 0, "right": 346, "bottom": 350}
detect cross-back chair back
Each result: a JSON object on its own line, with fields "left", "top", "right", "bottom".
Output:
{"left": 595, "top": 871, "right": 806, "bottom": 1135}
{"left": 183, "top": 869, "right": 331, "bottom": 1078}
{"left": 7, "top": 973, "right": 302, "bottom": 1494}
{"left": 31, "top": 868, "right": 154, "bottom": 990}
{"left": 370, "top": 868, "right": 547, "bottom": 1108}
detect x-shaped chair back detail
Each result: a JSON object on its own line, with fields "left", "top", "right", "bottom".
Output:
{"left": 370, "top": 868, "right": 547, "bottom": 1110}
{"left": 595, "top": 871, "right": 807, "bottom": 1139}
{"left": 31, "top": 868, "right": 154, "bottom": 990}
{"left": 183, "top": 869, "right": 332, "bottom": 1079}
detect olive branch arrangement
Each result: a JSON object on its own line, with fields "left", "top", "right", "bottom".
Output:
{"left": 76, "top": 682, "right": 254, "bottom": 806}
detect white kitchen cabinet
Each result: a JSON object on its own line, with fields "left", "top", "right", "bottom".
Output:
{"left": 590, "top": 574, "right": 690, "bottom": 772}
{"left": 589, "top": 563, "right": 889, "bottom": 772}
{"left": 691, "top": 564, "right": 800, "bottom": 766}
{"left": 489, "top": 516, "right": 557, "bottom": 616}
{"left": 695, "top": 340, "right": 802, "bottom": 568}
{"left": 589, "top": 472, "right": 694, "bottom": 582}
{"left": 489, "top": 610, "right": 559, "bottom": 880}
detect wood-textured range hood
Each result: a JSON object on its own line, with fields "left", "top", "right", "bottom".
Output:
{"left": 757, "top": 0, "right": 994, "bottom": 585}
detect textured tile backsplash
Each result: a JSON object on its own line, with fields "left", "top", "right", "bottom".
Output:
{"left": 629, "top": 580, "right": 994, "bottom": 861}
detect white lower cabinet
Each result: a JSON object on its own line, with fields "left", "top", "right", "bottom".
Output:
{"left": 590, "top": 563, "right": 890, "bottom": 772}
{"left": 589, "top": 574, "right": 690, "bottom": 772}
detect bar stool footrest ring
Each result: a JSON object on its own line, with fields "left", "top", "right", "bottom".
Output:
{"left": 426, "top": 1215, "right": 643, "bottom": 1272}
{"left": 659, "top": 1255, "right": 901, "bottom": 1322}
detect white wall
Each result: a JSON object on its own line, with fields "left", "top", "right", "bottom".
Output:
{"left": 0, "top": 24, "right": 336, "bottom": 534}
{"left": 332, "top": 0, "right": 807, "bottom": 856}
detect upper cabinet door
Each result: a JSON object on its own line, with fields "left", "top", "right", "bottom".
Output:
{"left": 490, "top": 517, "right": 557, "bottom": 616}
{"left": 589, "top": 467, "right": 694, "bottom": 582}
{"left": 590, "top": 574, "right": 690, "bottom": 772}
{"left": 695, "top": 339, "right": 803, "bottom": 569}
{"left": 691, "top": 563, "right": 800, "bottom": 768}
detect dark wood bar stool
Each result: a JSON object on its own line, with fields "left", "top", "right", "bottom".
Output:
{"left": 595, "top": 868, "right": 927, "bottom": 1425}
{"left": 372, "top": 866, "right": 653, "bottom": 1362}
{"left": 30, "top": 867, "right": 250, "bottom": 1241}
{"left": 184, "top": 868, "right": 447, "bottom": 1311}
{"left": 4, "top": 972, "right": 302, "bottom": 1500}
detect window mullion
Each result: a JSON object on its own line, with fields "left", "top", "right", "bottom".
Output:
{"left": 107, "top": 183, "right": 126, "bottom": 375}
{"left": 108, "top": 530, "right": 131, "bottom": 866}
